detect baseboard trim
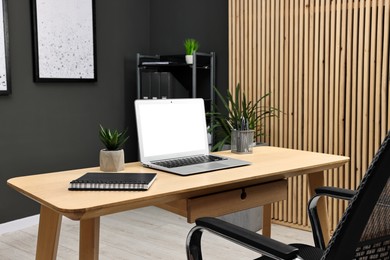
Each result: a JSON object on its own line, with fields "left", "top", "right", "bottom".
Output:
{"left": 0, "top": 214, "right": 39, "bottom": 235}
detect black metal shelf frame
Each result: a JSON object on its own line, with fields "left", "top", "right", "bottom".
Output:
{"left": 136, "top": 52, "right": 216, "bottom": 103}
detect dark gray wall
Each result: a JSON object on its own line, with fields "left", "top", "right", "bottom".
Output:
{"left": 0, "top": 0, "right": 150, "bottom": 223}
{"left": 0, "top": 0, "right": 228, "bottom": 224}
{"left": 149, "top": 0, "right": 228, "bottom": 93}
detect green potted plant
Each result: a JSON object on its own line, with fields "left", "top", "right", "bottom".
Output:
{"left": 184, "top": 38, "right": 199, "bottom": 64}
{"left": 208, "top": 84, "right": 279, "bottom": 152}
{"left": 99, "top": 124, "right": 129, "bottom": 172}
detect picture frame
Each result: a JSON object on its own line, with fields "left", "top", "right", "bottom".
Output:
{"left": 0, "top": 0, "right": 10, "bottom": 95}
{"left": 31, "top": 0, "right": 97, "bottom": 82}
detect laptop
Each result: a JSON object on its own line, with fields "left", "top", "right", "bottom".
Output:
{"left": 134, "top": 98, "right": 251, "bottom": 176}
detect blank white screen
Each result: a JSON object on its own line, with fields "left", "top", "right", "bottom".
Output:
{"left": 137, "top": 100, "right": 208, "bottom": 158}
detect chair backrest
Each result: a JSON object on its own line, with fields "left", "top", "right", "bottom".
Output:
{"left": 323, "top": 132, "right": 390, "bottom": 259}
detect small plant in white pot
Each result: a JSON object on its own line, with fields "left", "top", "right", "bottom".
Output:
{"left": 184, "top": 38, "right": 199, "bottom": 64}
{"left": 99, "top": 125, "right": 129, "bottom": 172}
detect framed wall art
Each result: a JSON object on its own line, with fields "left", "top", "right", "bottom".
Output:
{"left": 31, "top": 0, "right": 97, "bottom": 82}
{"left": 0, "top": 0, "right": 10, "bottom": 95}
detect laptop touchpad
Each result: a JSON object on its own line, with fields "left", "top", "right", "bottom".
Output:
{"left": 196, "top": 163, "right": 227, "bottom": 169}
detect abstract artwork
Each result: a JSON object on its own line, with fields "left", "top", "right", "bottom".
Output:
{"left": 0, "top": 0, "right": 10, "bottom": 95}
{"left": 32, "top": 0, "right": 96, "bottom": 81}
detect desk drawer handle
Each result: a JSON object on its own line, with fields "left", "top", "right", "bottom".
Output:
{"left": 241, "top": 189, "right": 247, "bottom": 200}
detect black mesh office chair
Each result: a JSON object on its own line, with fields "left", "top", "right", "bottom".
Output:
{"left": 186, "top": 133, "right": 390, "bottom": 260}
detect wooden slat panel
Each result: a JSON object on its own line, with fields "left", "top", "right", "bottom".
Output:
{"left": 228, "top": 0, "right": 389, "bottom": 231}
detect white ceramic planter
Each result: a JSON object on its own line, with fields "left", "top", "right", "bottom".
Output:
{"left": 185, "top": 54, "right": 193, "bottom": 64}
{"left": 99, "top": 149, "right": 125, "bottom": 172}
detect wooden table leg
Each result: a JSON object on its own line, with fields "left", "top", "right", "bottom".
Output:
{"left": 36, "top": 205, "right": 62, "bottom": 260}
{"left": 80, "top": 217, "right": 100, "bottom": 260}
{"left": 308, "top": 171, "right": 331, "bottom": 245}
{"left": 262, "top": 204, "right": 272, "bottom": 237}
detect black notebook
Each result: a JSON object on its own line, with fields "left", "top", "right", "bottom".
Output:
{"left": 68, "top": 172, "right": 157, "bottom": 191}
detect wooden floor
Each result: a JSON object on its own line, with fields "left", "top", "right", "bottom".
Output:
{"left": 0, "top": 206, "right": 313, "bottom": 259}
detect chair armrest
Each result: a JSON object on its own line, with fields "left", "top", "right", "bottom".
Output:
{"left": 308, "top": 187, "right": 356, "bottom": 250}
{"left": 314, "top": 187, "right": 356, "bottom": 200}
{"left": 186, "top": 217, "right": 299, "bottom": 260}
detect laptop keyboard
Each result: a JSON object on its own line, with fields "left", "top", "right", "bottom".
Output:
{"left": 152, "top": 155, "right": 227, "bottom": 168}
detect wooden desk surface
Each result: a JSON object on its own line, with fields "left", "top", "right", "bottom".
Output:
{"left": 7, "top": 146, "right": 349, "bottom": 221}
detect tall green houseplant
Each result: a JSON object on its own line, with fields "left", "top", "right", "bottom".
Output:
{"left": 208, "top": 84, "right": 279, "bottom": 151}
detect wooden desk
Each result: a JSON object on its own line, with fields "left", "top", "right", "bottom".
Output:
{"left": 7, "top": 146, "right": 349, "bottom": 260}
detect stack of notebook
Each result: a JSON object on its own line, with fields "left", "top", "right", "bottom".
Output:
{"left": 68, "top": 172, "right": 157, "bottom": 191}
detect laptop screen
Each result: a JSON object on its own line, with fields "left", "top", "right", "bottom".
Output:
{"left": 135, "top": 99, "right": 209, "bottom": 161}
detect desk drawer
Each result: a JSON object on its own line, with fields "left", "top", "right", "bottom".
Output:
{"left": 160, "top": 179, "right": 287, "bottom": 223}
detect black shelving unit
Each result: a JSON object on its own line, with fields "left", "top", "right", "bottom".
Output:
{"left": 136, "top": 52, "right": 216, "bottom": 112}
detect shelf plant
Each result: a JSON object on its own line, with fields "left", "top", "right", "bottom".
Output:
{"left": 99, "top": 125, "right": 129, "bottom": 172}
{"left": 208, "top": 84, "right": 279, "bottom": 151}
{"left": 184, "top": 38, "right": 199, "bottom": 64}
{"left": 184, "top": 38, "right": 199, "bottom": 55}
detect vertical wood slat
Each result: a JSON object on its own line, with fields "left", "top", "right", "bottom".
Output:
{"left": 228, "top": 0, "right": 390, "bottom": 230}
{"left": 285, "top": 0, "right": 290, "bottom": 221}
{"left": 351, "top": 0, "right": 359, "bottom": 191}
{"left": 370, "top": 0, "right": 378, "bottom": 164}
{"left": 384, "top": 0, "right": 390, "bottom": 134}
{"left": 286, "top": 0, "right": 292, "bottom": 220}
{"left": 277, "top": 0, "right": 284, "bottom": 221}
{"left": 338, "top": 0, "right": 347, "bottom": 221}
{"left": 331, "top": 0, "right": 337, "bottom": 222}
{"left": 376, "top": 0, "right": 384, "bottom": 146}
{"left": 345, "top": 0, "right": 353, "bottom": 192}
